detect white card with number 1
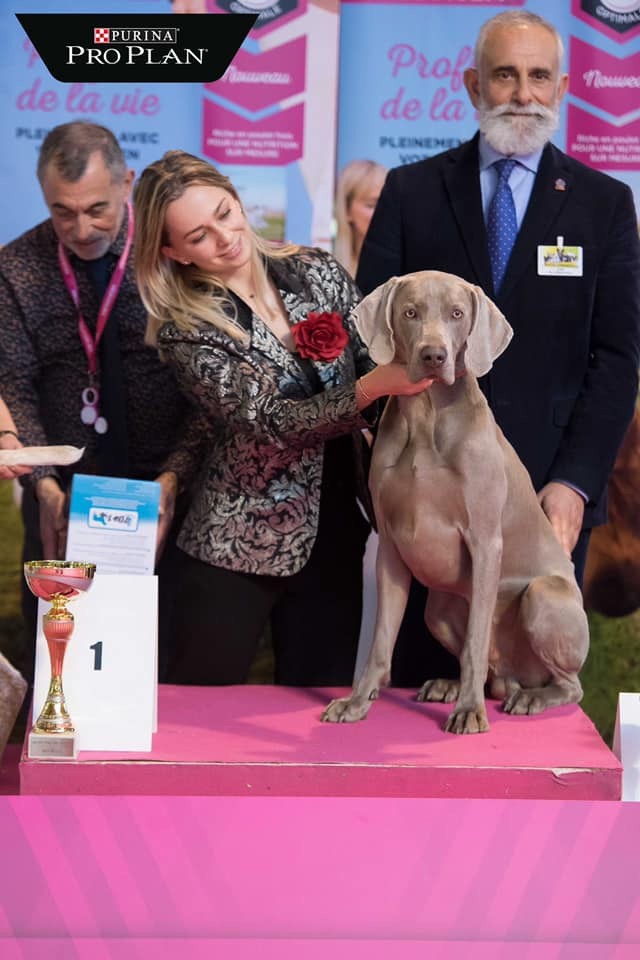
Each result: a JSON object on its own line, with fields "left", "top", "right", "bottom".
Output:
{"left": 33, "top": 574, "right": 157, "bottom": 752}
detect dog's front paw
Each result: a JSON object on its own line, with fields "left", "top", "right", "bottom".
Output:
{"left": 417, "top": 678, "right": 460, "bottom": 703}
{"left": 321, "top": 696, "right": 371, "bottom": 723}
{"left": 444, "top": 705, "right": 490, "bottom": 735}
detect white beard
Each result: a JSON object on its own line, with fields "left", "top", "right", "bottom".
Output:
{"left": 477, "top": 101, "right": 560, "bottom": 155}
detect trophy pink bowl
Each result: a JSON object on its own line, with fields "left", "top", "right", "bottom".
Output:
{"left": 24, "top": 562, "right": 95, "bottom": 601}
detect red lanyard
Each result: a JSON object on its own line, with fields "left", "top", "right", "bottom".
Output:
{"left": 57, "top": 200, "right": 134, "bottom": 380}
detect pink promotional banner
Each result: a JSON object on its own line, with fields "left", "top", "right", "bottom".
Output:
{"left": 209, "top": 37, "right": 307, "bottom": 113}
{"left": 203, "top": 100, "right": 305, "bottom": 166}
{"left": 569, "top": 36, "right": 640, "bottom": 116}
{"left": 568, "top": 104, "right": 640, "bottom": 170}
{"left": 2, "top": 795, "right": 640, "bottom": 951}
{"left": 203, "top": 0, "right": 340, "bottom": 247}
{"left": 567, "top": 33, "right": 640, "bottom": 170}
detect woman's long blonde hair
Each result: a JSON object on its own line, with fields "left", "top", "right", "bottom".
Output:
{"left": 133, "top": 150, "right": 297, "bottom": 344}
{"left": 333, "top": 159, "right": 387, "bottom": 278}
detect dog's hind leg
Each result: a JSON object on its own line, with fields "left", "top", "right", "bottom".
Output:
{"left": 504, "top": 575, "right": 589, "bottom": 715}
{"left": 322, "top": 535, "right": 411, "bottom": 723}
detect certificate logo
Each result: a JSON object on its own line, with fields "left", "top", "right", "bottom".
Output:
{"left": 89, "top": 507, "right": 139, "bottom": 532}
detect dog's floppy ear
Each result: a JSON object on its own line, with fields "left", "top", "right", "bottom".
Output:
{"left": 352, "top": 277, "right": 400, "bottom": 365}
{"left": 466, "top": 284, "right": 513, "bottom": 377}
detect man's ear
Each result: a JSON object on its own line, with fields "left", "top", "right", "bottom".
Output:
{"left": 463, "top": 67, "right": 481, "bottom": 108}
{"left": 123, "top": 168, "right": 135, "bottom": 198}
{"left": 352, "top": 277, "right": 400, "bottom": 365}
{"left": 556, "top": 72, "right": 569, "bottom": 105}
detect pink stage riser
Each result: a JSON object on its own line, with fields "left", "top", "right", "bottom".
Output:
{"left": 1, "top": 943, "right": 638, "bottom": 959}
{"left": 1, "top": 796, "right": 639, "bottom": 952}
{"left": 20, "top": 685, "right": 620, "bottom": 798}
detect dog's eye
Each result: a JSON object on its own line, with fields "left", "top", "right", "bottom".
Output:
{"left": 451, "top": 308, "right": 464, "bottom": 320}
{"left": 404, "top": 307, "right": 417, "bottom": 319}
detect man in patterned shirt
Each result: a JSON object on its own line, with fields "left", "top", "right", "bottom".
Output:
{"left": 0, "top": 121, "right": 202, "bottom": 682}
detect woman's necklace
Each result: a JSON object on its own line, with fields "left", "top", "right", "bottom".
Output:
{"left": 228, "top": 284, "right": 256, "bottom": 303}
{"left": 257, "top": 294, "right": 293, "bottom": 348}
{"left": 228, "top": 279, "right": 293, "bottom": 346}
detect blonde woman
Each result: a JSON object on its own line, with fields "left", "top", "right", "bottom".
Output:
{"left": 133, "top": 150, "right": 431, "bottom": 686}
{"left": 334, "top": 159, "right": 387, "bottom": 278}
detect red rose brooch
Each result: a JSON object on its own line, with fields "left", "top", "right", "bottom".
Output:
{"left": 291, "top": 312, "right": 349, "bottom": 361}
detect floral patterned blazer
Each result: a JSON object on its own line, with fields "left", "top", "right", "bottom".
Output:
{"left": 157, "top": 247, "right": 375, "bottom": 576}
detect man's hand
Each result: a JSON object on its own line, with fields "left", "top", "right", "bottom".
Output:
{"left": 155, "top": 471, "right": 178, "bottom": 561}
{"left": 35, "top": 477, "right": 68, "bottom": 559}
{"left": 537, "top": 481, "right": 585, "bottom": 557}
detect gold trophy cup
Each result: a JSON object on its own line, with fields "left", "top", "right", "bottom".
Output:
{"left": 24, "top": 560, "right": 96, "bottom": 759}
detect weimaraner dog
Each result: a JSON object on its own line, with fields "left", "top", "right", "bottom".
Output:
{"left": 323, "top": 270, "right": 589, "bottom": 734}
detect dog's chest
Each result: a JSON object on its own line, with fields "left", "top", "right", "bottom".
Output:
{"left": 372, "top": 438, "right": 470, "bottom": 590}
{"left": 370, "top": 395, "right": 492, "bottom": 591}
{"left": 374, "top": 439, "right": 467, "bottom": 530}
{"left": 373, "top": 402, "right": 469, "bottom": 490}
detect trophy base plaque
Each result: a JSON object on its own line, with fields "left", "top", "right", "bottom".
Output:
{"left": 28, "top": 730, "right": 77, "bottom": 760}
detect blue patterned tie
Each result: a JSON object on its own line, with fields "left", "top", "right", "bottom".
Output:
{"left": 487, "top": 158, "right": 518, "bottom": 294}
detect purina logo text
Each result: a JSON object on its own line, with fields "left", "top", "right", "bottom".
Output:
{"left": 66, "top": 25, "right": 208, "bottom": 67}
{"left": 93, "top": 28, "right": 179, "bottom": 44}
{"left": 17, "top": 13, "right": 257, "bottom": 83}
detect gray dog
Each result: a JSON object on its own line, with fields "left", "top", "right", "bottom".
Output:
{"left": 323, "top": 271, "right": 589, "bottom": 734}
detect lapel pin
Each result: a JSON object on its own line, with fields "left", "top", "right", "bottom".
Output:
{"left": 554, "top": 178, "right": 567, "bottom": 192}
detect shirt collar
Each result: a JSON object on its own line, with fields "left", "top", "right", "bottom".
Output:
{"left": 478, "top": 132, "right": 543, "bottom": 175}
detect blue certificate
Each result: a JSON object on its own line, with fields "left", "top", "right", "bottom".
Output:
{"left": 65, "top": 474, "right": 160, "bottom": 575}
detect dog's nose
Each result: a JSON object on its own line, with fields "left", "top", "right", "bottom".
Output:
{"left": 419, "top": 345, "right": 447, "bottom": 367}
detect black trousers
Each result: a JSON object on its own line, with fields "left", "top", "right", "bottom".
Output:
{"left": 19, "top": 485, "right": 185, "bottom": 684}
{"left": 168, "top": 489, "right": 370, "bottom": 687}
{"left": 391, "top": 527, "right": 592, "bottom": 688}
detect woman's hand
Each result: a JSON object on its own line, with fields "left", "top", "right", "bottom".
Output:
{"left": 0, "top": 430, "right": 32, "bottom": 480}
{"left": 36, "top": 477, "right": 68, "bottom": 559}
{"left": 155, "top": 470, "right": 178, "bottom": 562}
{"left": 355, "top": 362, "right": 434, "bottom": 409}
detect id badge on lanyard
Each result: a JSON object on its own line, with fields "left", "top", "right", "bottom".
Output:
{"left": 57, "top": 201, "right": 134, "bottom": 436}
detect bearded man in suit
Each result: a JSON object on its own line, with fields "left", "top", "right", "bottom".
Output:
{"left": 356, "top": 9, "right": 640, "bottom": 685}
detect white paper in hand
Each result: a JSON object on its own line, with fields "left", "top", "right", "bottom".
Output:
{"left": 0, "top": 445, "right": 84, "bottom": 467}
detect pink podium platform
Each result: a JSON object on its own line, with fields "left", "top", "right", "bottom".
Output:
{"left": 19, "top": 684, "right": 621, "bottom": 799}
{"left": 2, "top": 794, "right": 640, "bottom": 955}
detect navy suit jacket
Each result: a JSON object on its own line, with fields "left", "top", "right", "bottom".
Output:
{"left": 357, "top": 134, "right": 640, "bottom": 527}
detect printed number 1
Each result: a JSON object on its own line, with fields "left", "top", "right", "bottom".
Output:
{"left": 90, "top": 641, "right": 103, "bottom": 671}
